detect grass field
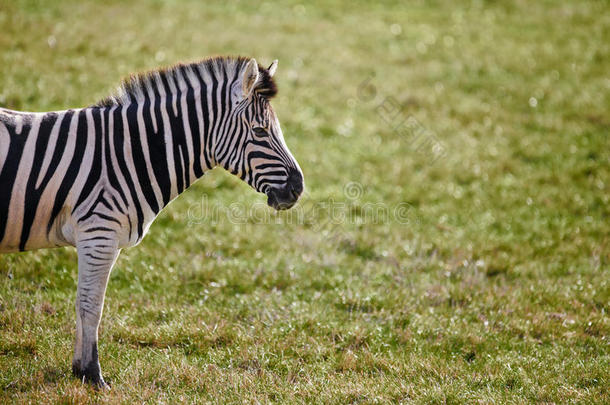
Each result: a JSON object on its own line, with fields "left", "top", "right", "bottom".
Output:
{"left": 0, "top": 0, "right": 609, "bottom": 403}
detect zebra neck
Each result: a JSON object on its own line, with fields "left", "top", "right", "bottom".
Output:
{"left": 110, "top": 96, "right": 212, "bottom": 213}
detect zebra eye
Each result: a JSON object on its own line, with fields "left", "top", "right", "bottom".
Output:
{"left": 253, "top": 127, "right": 269, "bottom": 137}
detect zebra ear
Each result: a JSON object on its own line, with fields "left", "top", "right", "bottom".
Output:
{"left": 268, "top": 60, "right": 278, "bottom": 77}
{"left": 242, "top": 58, "right": 259, "bottom": 98}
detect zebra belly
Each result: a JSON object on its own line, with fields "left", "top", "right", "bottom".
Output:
{"left": 0, "top": 187, "right": 74, "bottom": 252}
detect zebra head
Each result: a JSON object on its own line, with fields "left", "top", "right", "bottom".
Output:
{"left": 217, "top": 58, "right": 304, "bottom": 210}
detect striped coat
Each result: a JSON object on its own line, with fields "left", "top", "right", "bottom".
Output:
{"left": 0, "top": 56, "right": 304, "bottom": 388}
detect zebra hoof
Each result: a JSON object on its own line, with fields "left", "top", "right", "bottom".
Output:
{"left": 83, "top": 373, "right": 111, "bottom": 390}
{"left": 84, "top": 364, "right": 110, "bottom": 390}
{"left": 73, "top": 360, "right": 110, "bottom": 390}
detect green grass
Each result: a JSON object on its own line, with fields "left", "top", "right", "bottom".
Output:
{"left": 1, "top": 0, "right": 608, "bottom": 403}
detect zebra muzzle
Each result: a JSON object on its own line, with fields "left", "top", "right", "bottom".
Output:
{"left": 266, "top": 169, "right": 303, "bottom": 210}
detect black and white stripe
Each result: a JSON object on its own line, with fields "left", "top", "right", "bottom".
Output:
{"left": 0, "top": 56, "right": 303, "bottom": 388}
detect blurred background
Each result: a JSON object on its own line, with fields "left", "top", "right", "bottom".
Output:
{"left": 0, "top": 0, "right": 608, "bottom": 402}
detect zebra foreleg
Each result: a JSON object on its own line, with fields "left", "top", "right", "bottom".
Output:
{"left": 73, "top": 240, "right": 120, "bottom": 389}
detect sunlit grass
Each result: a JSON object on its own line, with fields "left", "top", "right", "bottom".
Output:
{"left": 0, "top": 0, "right": 608, "bottom": 402}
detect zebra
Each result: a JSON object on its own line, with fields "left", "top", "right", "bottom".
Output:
{"left": 0, "top": 56, "right": 304, "bottom": 388}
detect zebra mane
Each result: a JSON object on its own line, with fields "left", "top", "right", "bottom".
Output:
{"left": 93, "top": 56, "right": 277, "bottom": 108}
